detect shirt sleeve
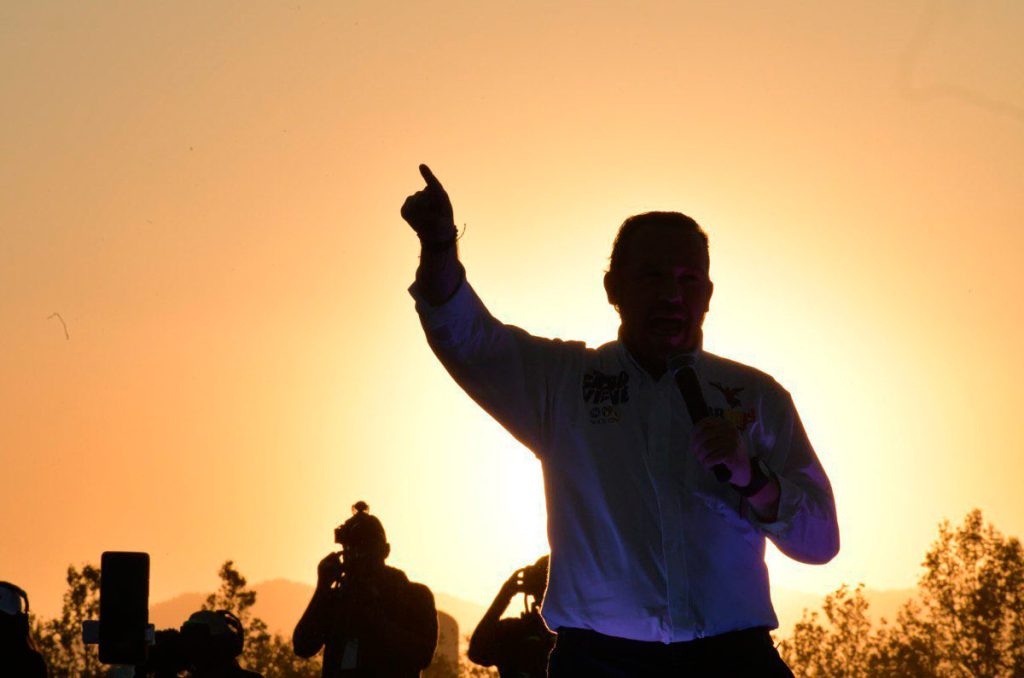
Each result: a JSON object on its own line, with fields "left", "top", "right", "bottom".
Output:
{"left": 741, "top": 386, "right": 840, "bottom": 565}
{"left": 410, "top": 277, "right": 580, "bottom": 458}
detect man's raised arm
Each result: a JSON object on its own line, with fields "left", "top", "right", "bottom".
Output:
{"left": 399, "top": 163, "right": 579, "bottom": 457}
{"left": 401, "top": 164, "right": 464, "bottom": 305}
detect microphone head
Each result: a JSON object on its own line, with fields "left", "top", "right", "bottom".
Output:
{"left": 666, "top": 352, "right": 698, "bottom": 374}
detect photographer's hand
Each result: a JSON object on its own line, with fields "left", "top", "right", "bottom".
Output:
{"left": 316, "top": 552, "right": 343, "bottom": 591}
{"left": 501, "top": 568, "right": 526, "bottom": 599}
{"left": 294, "top": 553, "right": 343, "bottom": 658}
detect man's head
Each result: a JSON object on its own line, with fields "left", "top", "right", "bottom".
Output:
{"left": 334, "top": 501, "right": 390, "bottom": 576}
{"left": 604, "top": 212, "right": 713, "bottom": 371}
{"left": 0, "top": 582, "right": 30, "bottom": 643}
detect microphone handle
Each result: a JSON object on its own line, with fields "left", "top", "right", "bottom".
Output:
{"left": 675, "top": 367, "right": 732, "bottom": 483}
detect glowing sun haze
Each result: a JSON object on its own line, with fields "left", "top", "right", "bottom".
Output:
{"left": 2, "top": 1, "right": 1022, "bottom": 619}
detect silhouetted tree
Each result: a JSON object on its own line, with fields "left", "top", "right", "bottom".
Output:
{"left": 422, "top": 621, "right": 457, "bottom": 678}
{"left": 780, "top": 509, "right": 1024, "bottom": 678}
{"left": 778, "top": 584, "right": 875, "bottom": 677}
{"left": 424, "top": 653, "right": 457, "bottom": 678}
{"left": 34, "top": 563, "right": 104, "bottom": 677}
{"left": 460, "top": 662, "right": 499, "bottom": 678}
{"left": 203, "top": 559, "right": 321, "bottom": 677}
{"left": 456, "top": 634, "right": 499, "bottom": 678}
{"left": 422, "top": 632, "right": 500, "bottom": 678}
{"left": 874, "top": 509, "right": 1024, "bottom": 677}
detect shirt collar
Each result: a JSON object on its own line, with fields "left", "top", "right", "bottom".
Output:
{"left": 615, "top": 328, "right": 706, "bottom": 381}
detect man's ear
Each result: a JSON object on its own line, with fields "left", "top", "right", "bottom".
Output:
{"left": 705, "top": 280, "right": 714, "bottom": 313}
{"left": 381, "top": 543, "right": 391, "bottom": 561}
{"left": 604, "top": 271, "right": 620, "bottom": 307}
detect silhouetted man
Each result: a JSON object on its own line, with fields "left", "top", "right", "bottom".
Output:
{"left": 469, "top": 556, "right": 555, "bottom": 678}
{"left": 293, "top": 502, "right": 438, "bottom": 678}
{"left": 402, "top": 165, "right": 839, "bottom": 677}
{"left": 0, "top": 581, "right": 47, "bottom": 678}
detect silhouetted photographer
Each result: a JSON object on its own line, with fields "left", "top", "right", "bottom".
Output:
{"left": 402, "top": 166, "right": 839, "bottom": 676}
{"left": 0, "top": 581, "right": 48, "bottom": 678}
{"left": 293, "top": 502, "right": 437, "bottom": 678}
{"left": 135, "top": 610, "right": 262, "bottom": 678}
{"left": 469, "top": 556, "right": 554, "bottom": 678}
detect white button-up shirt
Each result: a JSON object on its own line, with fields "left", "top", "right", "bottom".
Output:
{"left": 412, "top": 278, "right": 839, "bottom": 643}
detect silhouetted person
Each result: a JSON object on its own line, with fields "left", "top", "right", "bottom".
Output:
{"left": 402, "top": 165, "right": 839, "bottom": 676}
{"left": 293, "top": 501, "right": 438, "bottom": 677}
{"left": 469, "top": 556, "right": 555, "bottom": 678}
{"left": 180, "top": 610, "right": 262, "bottom": 678}
{"left": 0, "top": 581, "right": 47, "bottom": 677}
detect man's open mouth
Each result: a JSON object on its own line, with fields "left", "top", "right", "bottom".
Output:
{"left": 649, "top": 317, "right": 685, "bottom": 336}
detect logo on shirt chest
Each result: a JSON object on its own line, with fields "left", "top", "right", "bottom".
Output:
{"left": 709, "top": 381, "right": 756, "bottom": 431}
{"left": 583, "top": 369, "right": 629, "bottom": 424}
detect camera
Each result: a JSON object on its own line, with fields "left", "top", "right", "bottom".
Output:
{"left": 513, "top": 556, "right": 549, "bottom": 605}
{"left": 520, "top": 562, "right": 547, "bottom": 597}
{"left": 134, "top": 629, "right": 187, "bottom": 678}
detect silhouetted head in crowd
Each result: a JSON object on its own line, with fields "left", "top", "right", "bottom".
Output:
{"left": 603, "top": 211, "right": 713, "bottom": 376}
{"left": 180, "top": 609, "right": 245, "bottom": 672}
{"left": 0, "top": 582, "right": 33, "bottom": 649}
{"left": 1, "top": 581, "right": 47, "bottom": 677}
{"left": 334, "top": 501, "right": 390, "bottom": 578}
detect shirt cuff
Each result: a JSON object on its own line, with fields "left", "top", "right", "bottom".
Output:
{"left": 408, "top": 274, "right": 477, "bottom": 333}
{"left": 741, "top": 472, "right": 802, "bottom": 538}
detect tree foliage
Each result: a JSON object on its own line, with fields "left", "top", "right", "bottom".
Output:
{"left": 34, "top": 563, "right": 104, "bottom": 677}
{"left": 778, "top": 583, "right": 875, "bottom": 677}
{"left": 882, "top": 509, "right": 1024, "bottom": 676}
{"left": 421, "top": 623, "right": 458, "bottom": 678}
{"left": 202, "top": 559, "right": 321, "bottom": 677}
{"left": 459, "top": 661, "right": 499, "bottom": 677}
{"left": 452, "top": 634, "right": 500, "bottom": 677}
{"left": 779, "top": 509, "right": 1024, "bottom": 678}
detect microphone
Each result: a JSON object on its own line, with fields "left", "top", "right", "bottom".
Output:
{"left": 668, "top": 353, "right": 731, "bottom": 483}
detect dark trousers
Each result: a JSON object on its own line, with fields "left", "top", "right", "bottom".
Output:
{"left": 548, "top": 626, "right": 794, "bottom": 678}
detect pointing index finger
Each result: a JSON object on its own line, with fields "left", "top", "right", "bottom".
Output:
{"left": 419, "top": 163, "right": 443, "bottom": 190}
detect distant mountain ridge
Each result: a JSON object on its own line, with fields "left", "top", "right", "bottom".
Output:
{"left": 149, "top": 579, "right": 488, "bottom": 642}
{"left": 150, "top": 579, "right": 918, "bottom": 640}
{"left": 150, "top": 579, "right": 313, "bottom": 635}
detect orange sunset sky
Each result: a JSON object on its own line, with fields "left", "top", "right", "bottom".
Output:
{"left": 2, "top": 1, "right": 1023, "bottom": 621}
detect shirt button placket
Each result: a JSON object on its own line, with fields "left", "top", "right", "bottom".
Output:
{"left": 665, "top": 378, "right": 694, "bottom": 640}
{"left": 653, "top": 381, "right": 690, "bottom": 642}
